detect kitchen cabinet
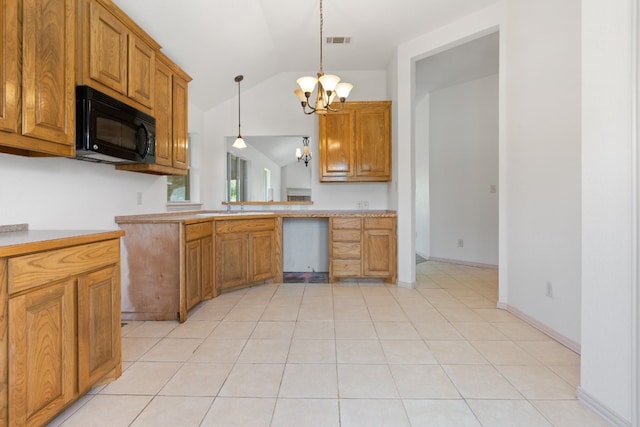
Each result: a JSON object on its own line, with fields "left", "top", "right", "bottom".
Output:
{"left": 318, "top": 101, "right": 392, "bottom": 182}
{"left": 215, "top": 218, "right": 278, "bottom": 293}
{"left": 0, "top": 0, "right": 76, "bottom": 157}
{"left": 78, "top": 0, "right": 158, "bottom": 114}
{"left": 329, "top": 215, "right": 396, "bottom": 282}
{"left": 0, "top": 231, "right": 123, "bottom": 426}
{"left": 118, "top": 52, "right": 191, "bottom": 175}
{"left": 185, "top": 222, "right": 214, "bottom": 311}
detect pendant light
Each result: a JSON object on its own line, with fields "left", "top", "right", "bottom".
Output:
{"left": 232, "top": 75, "right": 247, "bottom": 149}
{"left": 294, "top": 0, "right": 353, "bottom": 115}
{"left": 295, "top": 136, "right": 312, "bottom": 167}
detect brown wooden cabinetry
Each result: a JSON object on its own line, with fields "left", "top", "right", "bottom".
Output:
{"left": 0, "top": 0, "right": 75, "bottom": 157}
{"left": 329, "top": 215, "right": 396, "bottom": 283}
{"left": 185, "top": 222, "right": 214, "bottom": 312}
{"left": 215, "top": 218, "right": 278, "bottom": 293}
{"left": 79, "top": 0, "right": 158, "bottom": 114}
{"left": 0, "top": 231, "right": 123, "bottom": 426}
{"left": 319, "top": 101, "right": 392, "bottom": 182}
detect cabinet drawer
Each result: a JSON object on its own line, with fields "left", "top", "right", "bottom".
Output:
{"left": 332, "top": 260, "right": 361, "bottom": 276}
{"left": 185, "top": 222, "right": 212, "bottom": 241}
{"left": 8, "top": 240, "right": 120, "bottom": 295}
{"left": 364, "top": 217, "right": 395, "bottom": 230}
{"left": 332, "top": 242, "right": 361, "bottom": 259}
{"left": 332, "top": 229, "right": 361, "bottom": 242}
{"left": 332, "top": 217, "right": 361, "bottom": 229}
{"left": 216, "top": 218, "right": 275, "bottom": 234}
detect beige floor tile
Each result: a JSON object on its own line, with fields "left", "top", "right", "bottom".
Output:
{"left": 218, "top": 363, "right": 285, "bottom": 397}
{"left": 125, "top": 320, "right": 179, "bottom": 338}
{"left": 390, "top": 365, "right": 459, "bottom": 398}
{"left": 380, "top": 340, "right": 437, "bottom": 364}
{"left": 250, "top": 321, "right": 295, "bottom": 339}
{"left": 404, "top": 308, "right": 448, "bottom": 323}
{"left": 531, "top": 400, "right": 611, "bottom": 427}
{"left": 260, "top": 306, "right": 300, "bottom": 321}
{"left": 517, "top": 341, "right": 581, "bottom": 365}
{"left": 403, "top": 399, "right": 481, "bottom": 427}
{"left": 373, "top": 321, "right": 420, "bottom": 339}
{"left": 368, "top": 304, "right": 409, "bottom": 321}
{"left": 452, "top": 322, "right": 509, "bottom": 340}
{"left": 200, "top": 397, "right": 275, "bottom": 427}
{"left": 492, "top": 322, "right": 552, "bottom": 341}
{"left": 225, "top": 304, "right": 267, "bottom": 321}
{"left": 427, "top": 341, "right": 488, "bottom": 364}
{"left": 548, "top": 364, "right": 581, "bottom": 388}
{"left": 442, "top": 365, "right": 522, "bottom": 399}
{"left": 333, "top": 305, "right": 371, "bottom": 320}
{"left": 334, "top": 320, "right": 377, "bottom": 339}
{"left": 166, "top": 320, "right": 219, "bottom": 338}
{"left": 159, "top": 363, "right": 233, "bottom": 396}
{"left": 298, "top": 305, "right": 334, "bottom": 320}
{"left": 418, "top": 289, "right": 466, "bottom": 307}
{"left": 271, "top": 398, "right": 339, "bottom": 427}
{"left": 339, "top": 399, "right": 410, "bottom": 427}
{"left": 473, "top": 308, "right": 521, "bottom": 322}
{"left": 437, "top": 307, "right": 484, "bottom": 322}
{"left": 468, "top": 399, "right": 553, "bottom": 427}
{"left": 53, "top": 395, "right": 152, "bottom": 426}
{"left": 288, "top": 339, "right": 336, "bottom": 363}
{"left": 496, "top": 365, "right": 576, "bottom": 399}
{"left": 471, "top": 340, "right": 540, "bottom": 365}
{"left": 208, "top": 321, "right": 256, "bottom": 340}
{"left": 100, "top": 361, "right": 182, "bottom": 395}
{"left": 120, "top": 320, "right": 145, "bottom": 336}
{"left": 414, "top": 322, "right": 464, "bottom": 340}
{"left": 189, "top": 338, "right": 246, "bottom": 363}
{"left": 278, "top": 363, "right": 338, "bottom": 398}
{"left": 130, "top": 396, "right": 213, "bottom": 427}
{"left": 138, "top": 338, "right": 202, "bottom": 362}
{"left": 121, "top": 337, "right": 160, "bottom": 361}
{"left": 336, "top": 339, "right": 386, "bottom": 363}
{"left": 237, "top": 339, "right": 290, "bottom": 363}
{"left": 47, "top": 394, "right": 93, "bottom": 426}
{"left": 337, "top": 364, "right": 398, "bottom": 398}
{"left": 188, "top": 301, "right": 234, "bottom": 321}
{"left": 363, "top": 295, "right": 397, "bottom": 306}
{"left": 293, "top": 320, "right": 335, "bottom": 339}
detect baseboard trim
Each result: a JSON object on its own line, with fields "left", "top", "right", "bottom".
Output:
{"left": 576, "top": 387, "right": 632, "bottom": 427}
{"left": 496, "top": 302, "right": 581, "bottom": 354}
{"left": 397, "top": 280, "right": 415, "bottom": 289}
{"left": 428, "top": 256, "right": 498, "bottom": 269}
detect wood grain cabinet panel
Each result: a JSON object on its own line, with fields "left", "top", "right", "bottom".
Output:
{"left": 153, "top": 57, "right": 173, "bottom": 167}
{"left": 319, "top": 101, "right": 391, "bottom": 182}
{"left": 171, "top": 75, "right": 189, "bottom": 170}
{"left": 88, "top": 0, "right": 128, "bottom": 94}
{"left": 185, "top": 240, "right": 202, "bottom": 311}
{"left": 0, "top": 0, "right": 19, "bottom": 134}
{"left": 216, "top": 232, "right": 249, "bottom": 292}
{"left": 127, "top": 33, "right": 154, "bottom": 108}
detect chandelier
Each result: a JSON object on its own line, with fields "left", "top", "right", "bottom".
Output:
{"left": 296, "top": 137, "right": 312, "bottom": 166}
{"left": 232, "top": 75, "right": 247, "bottom": 148}
{"left": 294, "top": 0, "right": 353, "bottom": 115}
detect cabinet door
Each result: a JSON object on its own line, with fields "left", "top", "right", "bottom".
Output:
{"left": 88, "top": 1, "right": 127, "bottom": 94}
{"left": 22, "top": 0, "right": 75, "bottom": 146}
{"left": 9, "top": 279, "right": 76, "bottom": 427}
{"left": 0, "top": 0, "right": 19, "bottom": 133}
{"left": 363, "top": 229, "right": 395, "bottom": 277}
{"left": 216, "top": 233, "right": 248, "bottom": 292}
{"left": 249, "top": 230, "right": 274, "bottom": 282}
{"left": 172, "top": 75, "right": 189, "bottom": 169}
{"left": 319, "top": 108, "right": 355, "bottom": 181}
{"left": 185, "top": 240, "right": 202, "bottom": 310}
{"left": 77, "top": 265, "right": 121, "bottom": 394}
{"left": 355, "top": 103, "right": 391, "bottom": 180}
{"left": 153, "top": 58, "right": 173, "bottom": 166}
{"left": 127, "top": 34, "right": 154, "bottom": 109}
{"left": 201, "top": 236, "right": 215, "bottom": 299}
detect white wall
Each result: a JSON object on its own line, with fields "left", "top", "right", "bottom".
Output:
{"left": 227, "top": 139, "right": 282, "bottom": 201}
{"left": 428, "top": 74, "right": 499, "bottom": 265}
{"left": 199, "top": 70, "right": 391, "bottom": 211}
{"left": 580, "top": 0, "right": 636, "bottom": 423}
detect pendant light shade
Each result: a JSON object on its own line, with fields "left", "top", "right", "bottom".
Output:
{"left": 232, "top": 75, "right": 247, "bottom": 149}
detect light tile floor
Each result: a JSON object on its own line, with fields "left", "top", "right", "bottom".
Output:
{"left": 49, "top": 261, "right": 610, "bottom": 427}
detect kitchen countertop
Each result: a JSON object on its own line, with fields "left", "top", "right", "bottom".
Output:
{"left": 115, "top": 210, "right": 397, "bottom": 224}
{"left": 0, "top": 229, "right": 125, "bottom": 258}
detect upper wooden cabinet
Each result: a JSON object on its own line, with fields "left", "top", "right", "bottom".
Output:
{"left": 319, "top": 101, "right": 392, "bottom": 182}
{"left": 78, "top": 0, "right": 158, "bottom": 115}
{"left": 0, "top": 0, "right": 76, "bottom": 157}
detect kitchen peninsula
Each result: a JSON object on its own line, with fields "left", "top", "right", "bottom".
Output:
{"left": 116, "top": 210, "right": 397, "bottom": 322}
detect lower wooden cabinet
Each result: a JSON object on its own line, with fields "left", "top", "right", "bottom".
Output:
{"left": 1, "top": 232, "right": 123, "bottom": 427}
{"left": 215, "top": 218, "right": 277, "bottom": 293}
{"left": 329, "top": 216, "right": 396, "bottom": 283}
{"left": 185, "top": 222, "right": 214, "bottom": 312}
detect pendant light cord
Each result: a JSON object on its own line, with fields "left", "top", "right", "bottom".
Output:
{"left": 319, "top": 0, "right": 323, "bottom": 73}
{"left": 235, "top": 75, "right": 243, "bottom": 137}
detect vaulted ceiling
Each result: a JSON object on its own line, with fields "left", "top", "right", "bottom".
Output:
{"left": 112, "top": 0, "right": 499, "bottom": 111}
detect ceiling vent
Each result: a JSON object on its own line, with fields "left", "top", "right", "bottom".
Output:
{"left": 326, "top": 36, "right": 351, "bottom": 44}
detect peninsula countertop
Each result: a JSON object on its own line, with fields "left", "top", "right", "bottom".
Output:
{"left": 0, "top": 229, "right": 125, "bottom": 258}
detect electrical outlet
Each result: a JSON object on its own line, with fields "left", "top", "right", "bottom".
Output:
{"left": 457, "top": 239, "right": 464, "bottom": 248}
{"left": 545, "top": 281, "right": 553, "bottom": 298}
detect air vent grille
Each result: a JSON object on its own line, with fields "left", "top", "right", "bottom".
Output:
{"left": 326, "top": 36, "right": 351, "bottom": 44}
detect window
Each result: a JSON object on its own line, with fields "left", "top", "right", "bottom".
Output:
{"left": 167, "top": 134, "right": 191, "bottom": 202}
{"left": 227, "top": 153, "right": 247, "bottom": 202}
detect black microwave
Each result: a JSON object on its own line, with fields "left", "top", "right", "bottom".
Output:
{"left": 75, "top": 85, "right": 156, "bottom": 164}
